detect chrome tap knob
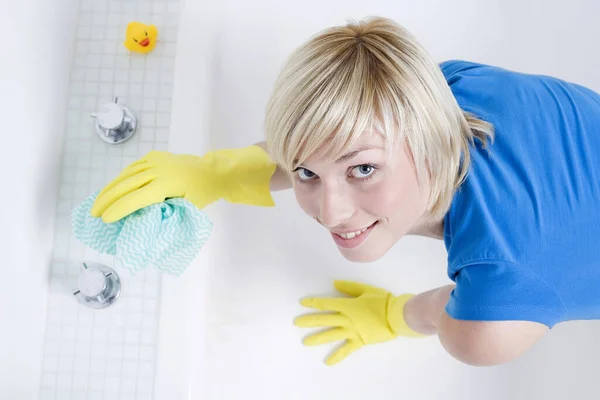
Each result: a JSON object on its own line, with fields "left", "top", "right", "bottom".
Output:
{"left": 90, "top": 97, "right": 137, "bottom": 145}
{"left": 73, "top": 263, "right": 121, "bottom": 309}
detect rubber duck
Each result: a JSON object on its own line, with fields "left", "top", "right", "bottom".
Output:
{"left": 124, "top": 22, "right": 158, "bottom": 54}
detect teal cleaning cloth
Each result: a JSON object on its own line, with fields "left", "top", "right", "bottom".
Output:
{"left": 72, "top": 190, "right": 213, "bottom": 276}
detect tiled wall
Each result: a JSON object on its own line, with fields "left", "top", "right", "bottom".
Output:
{"left": 39, "top": 1, "right": 180, "bottom": 399}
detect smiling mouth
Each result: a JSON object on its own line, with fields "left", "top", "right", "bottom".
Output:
{"left": 329, "top": 221, "right": 379, "bottom": 250}
{"left": 139, "top": 38, "right": 150, "bottom": 47}
{"left": 332, "top": 224, "right": 373, "bottom": 239}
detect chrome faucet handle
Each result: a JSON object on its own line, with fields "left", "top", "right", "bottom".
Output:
{"left": 73, "top": 262, "right": 121, "bottom": 309}
{"left": 90, "top": 96, "right": 137, "bottom": 145}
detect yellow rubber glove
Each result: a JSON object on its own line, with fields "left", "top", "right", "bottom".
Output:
{"left": 90, "top": 145, "right": 277, "bottom": 223}
{"left": 294, "top": 280, "right": 427, "bottom": 366}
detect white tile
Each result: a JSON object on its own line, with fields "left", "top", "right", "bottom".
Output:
{"left": 128, "top": 298, "right": 143, "bottom": 312}
{"left": 138, "top": 128, "right": 155, "bottom": 143}
{"left": 105, "top": 390, "right": 121, "bottom": 400}
{"left": 167, "top": 2, "right": 180, "bottom": 13}
{"left": 122, "top": 360, "right": 138, "bottom": 377}
{"left": 129, "top": 71, "right": 144, "bottom": 83}
{"left": 106, "top": 26, "right": 120, "bottom": 40}
{"left": 44, "top": 339, "right": 61, "bottom": 356}
{"left": 115, "top": 70, "right": 129, "bottom": 82}
{"left": 129, "top": 83, "right": 144, "bottom": 97}
{"left": 130, "top": 56, "right": 146, "bottom": 70}
{"left": 100, "top": 69, "right": 114, "bottom": 82}
{"left": 41, "top": 372, "right": 56, "bottom": 389}
{"left": 106, "top": 359, "right": 123, "bottom": 376}
{"left": 92, "top": 328, "right": 109, "bottom": 342}
{"left": 142, "top": 98, "right": 156, "bottom": 112}
{"left": 91, "top": 342, "right": 108, "bottom": 358}
{"left": 140, "top": 112, "right": 155, "bottom": 127}
{"left": 108, "top": 343, "right": 123, "bottom": 359}
{"left": 160, "top": 83, "right": 173, "bottom": 98}
{"left": 89, "top": 392, "right": 103, "bottom": 400}
{"left": 105, "top": 375, "right": 120, "bottom": 391}
{"left": 86, "top": 68, "right": 100, "bottom": 82}
{"left": 141, "top": 330, "right": 156, "bottom": 345}
{"left": 136, "top": 393, "right": 153, "bottom": 400}
{"left": 92, "top": 13, "right": 106, "bottom": 26}
{"left": 109, "top": 1, "right": 121, "bottom": 12}
{"left": 75, "top": 340, "right": 91, "bottom": 357}
{"left": 143, "top": 83, "right": 158, "bottom": 97}
{"left": 145, "top": 70, "right": 159, "bottom": 83}
{"left": 124, "top": 329, "right": 140, "bottom": 344}
{"left": 109, "top": 328, "right": 124, "bottom": 344}
{"left": 89, "top": 374, "right": 105, "bottom": 391}
{"left": 115, "top": 55, "right": 130, "bottom": 69}
{"left": 59, "top": 341, "right": 76, "bottom": 356}
{"left": 38, "top": 388, "right": 55, "bottom": 400}
{"left": 155, "top": 128, "right": 169, "bottom": 142}
{"left": 85, "top": 82, "right": 100, "bottom": 95}
{"left": 72, "top": 372, "right": 89, "bottom": 389}
{"left": 76, "top": 41, "right": 89, "bottom": 55}
{"left": 139, "top": 346, "right": 154, "bottom": 361}
{"left": 71, "top": 390, "right": 88, "bottom": 400}
{"left": 56, "top": 371, "right": 72, "bottom": 388}
{"left": 138, "top": 361, "right": 154, "bottom": 378}
{"left": 104, "top": 41, "right": 117, "bottom": 54}
{"left": 167, "top": 14, "right": 180, "bottom": 28}
{"left": 123, "top": 344, "right": 139, "bottom": 361}
{"left": 90, "top": 357, "right": 107, "bottom": 374}
{"left": 80, "top": 0, "right": 93, "bottom": 11}
{"left": 73, "top": 356, "right": 90, "bottom": 374}
{"left": 91, "top": 28, "right": 104, "bottom": 40}
{"left": 152, "top": 1, "right": 166, "bottom": 13}
{"left": 61, "top": 325, "right": 77, "bottom": 341}
{"left": 121, "top": 377, "right": 137, "bottom": 393}
{"left": 157, "top": 99, "right": 171, "bottom": 113}
{"left": 57, "top": 355, "right": 74, "bottom": 372}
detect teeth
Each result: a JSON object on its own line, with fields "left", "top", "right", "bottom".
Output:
{"left": 336, "top": 225, "right": 371, "bottom": 240}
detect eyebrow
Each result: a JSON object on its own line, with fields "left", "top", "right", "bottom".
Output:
{"left": 293, "top": 145, "right": 380, "bottom": 169}
{"left": 334, "top": 145, "right": 379, "bottom": 163}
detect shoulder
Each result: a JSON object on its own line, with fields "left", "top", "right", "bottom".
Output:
{"left": 438, "top": 312, "right": 549, "bottom": 366}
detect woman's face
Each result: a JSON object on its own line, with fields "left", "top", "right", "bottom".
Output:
{"left": 292, "top": 131, "right": 432, "bottom": 263}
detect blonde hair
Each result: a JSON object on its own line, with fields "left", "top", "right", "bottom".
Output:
{"left": 264, "top": 16, "right": 494, "bottom": 220}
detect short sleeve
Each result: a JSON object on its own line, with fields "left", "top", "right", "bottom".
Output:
{"left": 445, "top": 261, "right": 566, "bottom": 328}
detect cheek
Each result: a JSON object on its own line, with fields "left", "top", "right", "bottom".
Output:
{"left": 361, "top": 183, "right": 404, "bottom": 216}
{"left": 293, "top": 185, "right": 318, "bottom": 216}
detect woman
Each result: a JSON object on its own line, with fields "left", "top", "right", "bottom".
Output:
{"left": 90, "top": 16, "right": 600, "bottom": 367}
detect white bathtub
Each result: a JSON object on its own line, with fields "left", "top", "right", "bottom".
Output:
{"left": 155, "top": 1, "right": 600, "bottom": 399}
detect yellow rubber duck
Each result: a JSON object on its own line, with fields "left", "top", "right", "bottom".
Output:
{"left": 124, "top": 22, "right": 158, "bottom": 54}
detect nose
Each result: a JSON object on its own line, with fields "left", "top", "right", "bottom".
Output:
{"left": 318, "top": 183, "right": 355, "bottom": 228}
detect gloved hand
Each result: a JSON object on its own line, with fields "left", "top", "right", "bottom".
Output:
{"left": 294, "top": 280, "right": 427, "bottom": 366}
{"left": 91, "top": 145, "right": 277, "bottom": 223}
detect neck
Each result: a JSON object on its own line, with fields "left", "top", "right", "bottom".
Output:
{"left": 408, "top": 215, "right": 445, "bottom": 240}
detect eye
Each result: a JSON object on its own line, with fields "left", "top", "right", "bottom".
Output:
{"left": 350, "top": 164, "right": 376, "bottom": 179}
{"left": 296, "top": 168, "right": 317, "bottom": 181}
{"left": 133, "top": 38, "right": 138, "bottom": 43}
{"left": 145, "top": 30, "right": 148, "bottom": 36}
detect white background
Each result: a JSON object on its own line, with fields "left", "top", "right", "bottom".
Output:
{"left": 0, "top": 0, "right": 77, "bottom": 398}
{"left": 162, "top": 0, "right": 600, "bottom": 399}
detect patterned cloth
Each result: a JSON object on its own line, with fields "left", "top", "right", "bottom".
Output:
{"left": 72, "top": 190, "right": 213, "bottom": 276}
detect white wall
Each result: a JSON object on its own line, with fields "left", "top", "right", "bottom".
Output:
{"left": 163, "top": 1, "right": 600, "bottom": 399}
{"left": 0, "top": 0, "right": 78, "bottom": 398}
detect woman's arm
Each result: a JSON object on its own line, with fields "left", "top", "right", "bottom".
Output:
{"left": 254, "top": 141, "right": 292, "bottom": 191}
{"left": 403, "top": 284, "right": 549, "bottom": 366}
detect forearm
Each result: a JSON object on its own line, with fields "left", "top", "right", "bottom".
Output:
{"left": 254, "top": 141, "right": 292, "bottom": 191}
{"left": 403, "top": 284, "right": 455, "bottom": 335}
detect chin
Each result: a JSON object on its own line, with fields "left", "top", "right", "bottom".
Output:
{"left": 337, "top": 245, "right": 388, "bottom": 263}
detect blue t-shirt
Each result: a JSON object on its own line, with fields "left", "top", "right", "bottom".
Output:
{"left": 440, "top": 60, "right": 600, "bottom": 328}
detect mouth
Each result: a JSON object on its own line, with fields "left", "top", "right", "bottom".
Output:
{"left": 330, "top": 221, "right": 378, "bottom": 249}
{"left": 139, "top": 38, "right": 150, "bottom": 47}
